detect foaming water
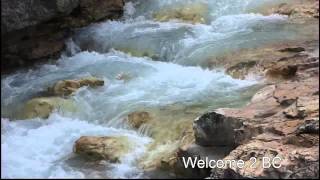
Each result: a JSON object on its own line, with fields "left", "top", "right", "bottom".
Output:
{"left": 1, "top": 50, "right": 257, "bottom": 178}
{"left": 124, "top": 0, "right": 290, "bottom": 21}
{"left": 1, "top": 114, "right": 151, "bottom": 178}
{"left": 1, "top": 49, "right": 259, "bottom": 179}
{"left": 1, "top": 50, "right": 255, "bottom": 121}
{"left": 73, "top": 10, "right": 314, "bottom": 66}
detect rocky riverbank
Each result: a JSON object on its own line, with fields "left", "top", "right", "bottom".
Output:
{"left": 169, "top": 2, "right": 319, "bottom": 178}
{"left": 1, "top": 0, "right": 124, "bottom": 73}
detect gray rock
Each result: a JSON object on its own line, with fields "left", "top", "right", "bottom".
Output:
{"left": 1, "top": 0, "right": 79, "bottom": 34}
{"left": 1, "top": 0, "right": 124, "bottom": 72}
{"left": 193, "top": 111, "right": 244, "bottom": 147}
{"left": 297, "top": 118, "right": 319, "bottom": 134}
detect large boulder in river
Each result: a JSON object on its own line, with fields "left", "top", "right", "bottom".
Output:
{"left": 48, "top": 77, "right": 104, "bottom": 96}
{"left": 73, "top": 136, "right": 131, "bottom": 162}
{"left": 18, "top": 97, "right": 76, "bottom": 119}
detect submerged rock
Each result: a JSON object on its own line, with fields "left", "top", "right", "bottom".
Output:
{"left": 73, "top": 136, "right": 131, "bottom": 162}
{"left": 18, "top": 97, "right": 76, "bottom": 119}
{"left": 50, "top": 80, "right": 81, "bottom": 97}
{"left": 48, "top": 77, "right": 104, "bottom": 96}
{"left": 127, "top": 111, "right": 152, "bottom": 129}
{"left": 153, "top": 3, "right": 208, "bottom": 24}
{"left": 115, "top": 47, "right": 160, "bottom": 60}
{"left": 78, "top": 77, "right": 104, "bottom": 86}
{"left": 226, "top": 61, "right": 257, "bottom": 80}
{"left": 116, "top": 72, "right": 132, "bottom": 82}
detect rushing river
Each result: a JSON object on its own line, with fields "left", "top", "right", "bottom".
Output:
{"left": 1, "top": 0, "right": 318, "bottom": 178}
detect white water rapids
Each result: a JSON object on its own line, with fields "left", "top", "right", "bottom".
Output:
{"left": 1, "top": 0, "right": 317, "bottom": 178}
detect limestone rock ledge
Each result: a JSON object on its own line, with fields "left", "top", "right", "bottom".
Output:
{"left": 189, "top": 43, "right": 319, "bottom": 178}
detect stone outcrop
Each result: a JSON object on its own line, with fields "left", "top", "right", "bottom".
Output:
{"left": 1, "top": 0, "right": 79, "bottom": 34}
{"left": 73, "top": 136, "right": 131, "bottom": 162}
{"left": 1, "top": 0, "right": 124, "bottom": 73}
{"left": 63, "top": 0, "right": 125, "bottom": 28}
{"left": 18, "top": 97, "right": 77, "bottom": 119}
{"left": 184, "top": 72, "right": 318, "bottom": 178}
{"left": 172, "top": 36, "right": 319, "bottom": 178}
{"left": 207, "top": 46, "right": 318, "bottom": 178}
{"left": 48, "top": 77, "right": 104, "bottom": 96}
{"left": 208, "top": 40, "right": 319, "bottom": 80}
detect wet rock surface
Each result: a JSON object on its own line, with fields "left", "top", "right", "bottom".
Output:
{"left": 126, "top": 111, "right": 152, "bottom": 129}
{"left": 18, "top": 97, "right": 76, "bottom": 119}
{"left": 48, "top": 77, "right": 104, "bottom": 96}
{"left": 73, "top": 136, "right": 131, "bottom": 163}
{"left": 16, "top": 77, "right": 103, "bottom": 119}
